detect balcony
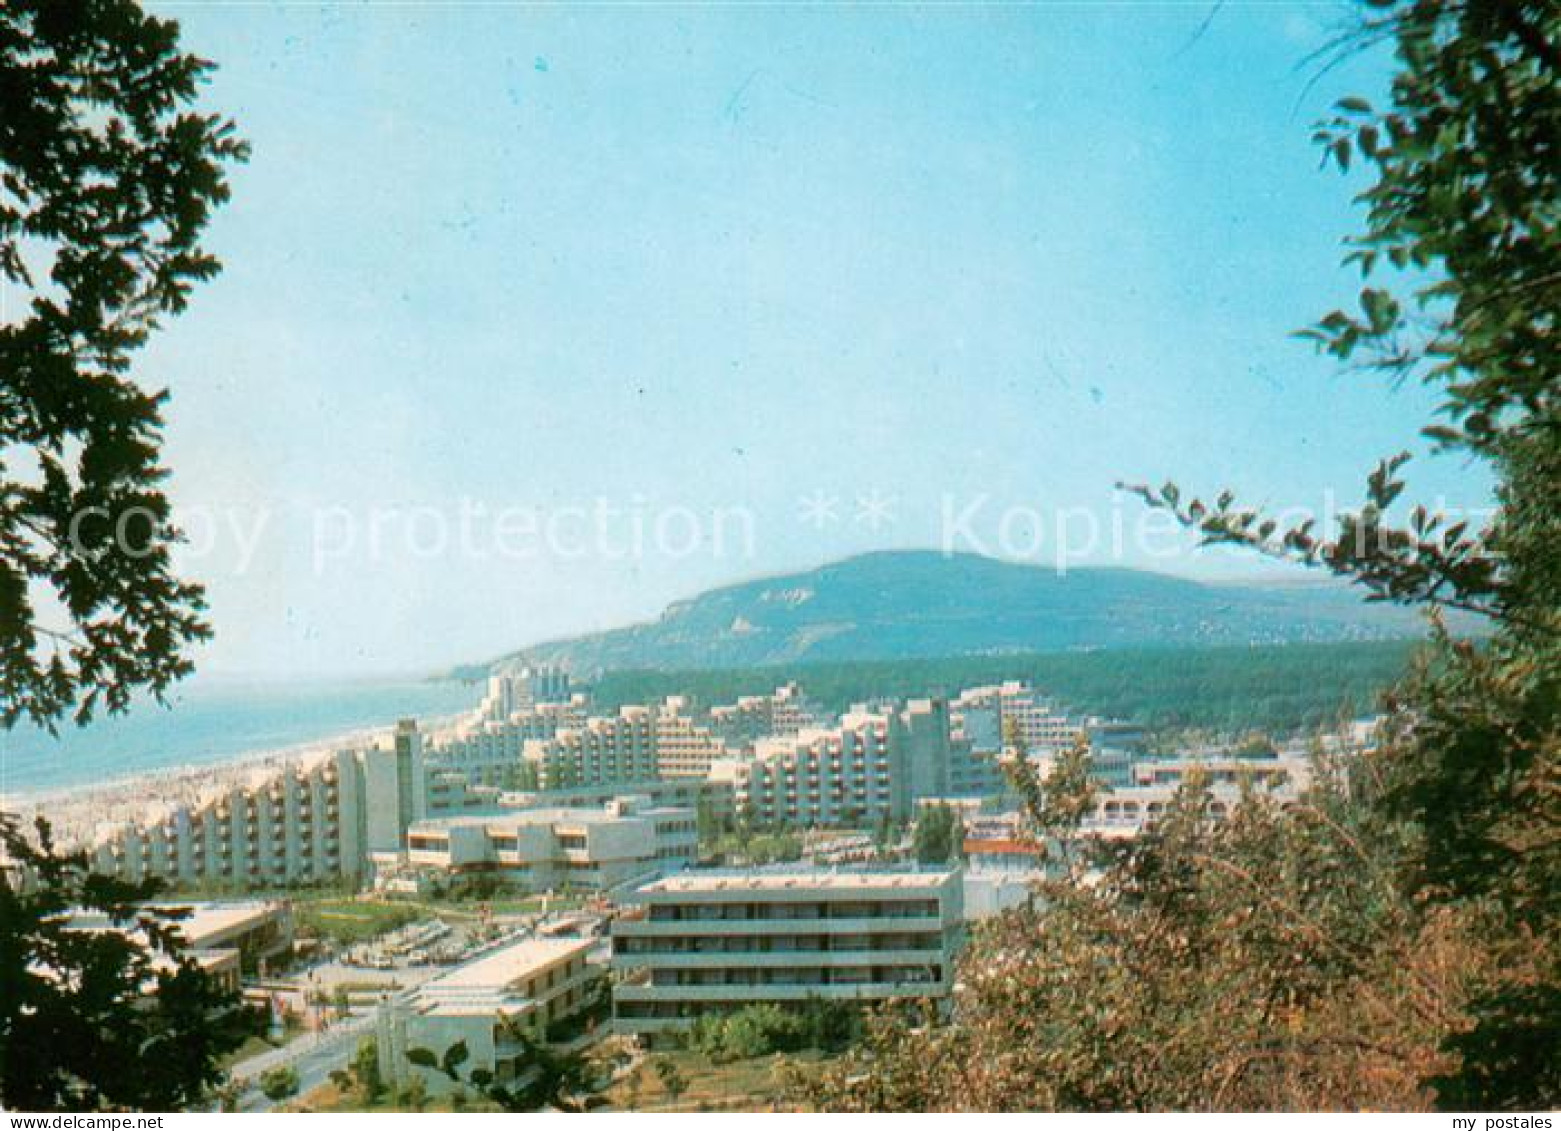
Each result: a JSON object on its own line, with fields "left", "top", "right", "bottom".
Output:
{"left": 616, "top": 915, "right": 944, "bottom": 938}
{"left": 614, "top": 979, "right": 949, "bottom": 1004}
{"left": 612, "top": 949, "right": 945, "bottom": 970}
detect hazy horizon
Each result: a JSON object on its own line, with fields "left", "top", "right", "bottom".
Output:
{"left": 132, "top": 2, "right": 1493, "bottom": 679}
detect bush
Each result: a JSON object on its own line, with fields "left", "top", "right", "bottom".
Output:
{"left": 689, "top": 1001, "right": 857, "bottom": 1062}
{"left": 258, "top": 1066, "right": 299, "bottom": 1104}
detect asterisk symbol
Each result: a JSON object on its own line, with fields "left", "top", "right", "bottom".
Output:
{"left": 854, "top": 489, "right": 898, "bottom": 532}
{"left": 796, "top": 489, "right": 841, "bottom": 529}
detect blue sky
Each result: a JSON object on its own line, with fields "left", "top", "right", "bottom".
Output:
{"left": 140, "top": 1, "right": 1487, "bottom": 678}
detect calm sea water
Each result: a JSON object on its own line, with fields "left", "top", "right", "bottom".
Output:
{"left": 0, "top": 676, "right": 481, "bottom": 798}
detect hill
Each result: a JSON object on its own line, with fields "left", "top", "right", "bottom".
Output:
{"left": 466, "top": 551, "right": 1442, "bottom": 678}
{"left": 589, "top": 641, "right": 1415, "bottom": 734}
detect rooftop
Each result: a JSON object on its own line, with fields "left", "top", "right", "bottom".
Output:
{"left": 68, "top": 901, "right": 284, "bottom": 948}
{"left": 411, "top": 800, "right": 689, "bottom": 834}
{"left": 427, "top": 936, "right": 592, "bottom": 991}
{"left": 635, "top": 868, "right": 957, "bottom": 896}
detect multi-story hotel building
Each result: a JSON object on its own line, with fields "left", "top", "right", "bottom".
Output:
{"left": 498, "top": 777, "right": 734, "bottom": 823}
{"left": 79, "top": 675, "right": 1167, "bottom": 897}
{"left": 703, "top": 699, "right": 1004, "bottom": 827}
{"left": 611, "top": 868, "right": 963, "bottom": 1039}
{"left": 519, "top": 709, "right": 659, "bottom": 791}
{"left": 706, "top": 710, "right": 902, "bottom": 828}
{"left": 90, "top": 746, "right": 366, "bottom": 889}
{"left": 431, "top": 700, "right": 586, "bottom": 789}
{"left": 402, "top": 795, "right": 696, "bottom": 893}
{"left": 66, "top": 901, "right": 294, "bottom": 993}
{"left": 377, "top": 935, "right": 603, "bottom": 1096}
{"left": 85, "top": 717, "right": 572, "bottom": 891}
{"left": 707, "top": 683, "right": 820, "bottom": 744}
{"left": 652, "top": 696, "right": 739, "bottom": 779}
{"left": 476, "top": 665, "right": 575, "bottom": 723}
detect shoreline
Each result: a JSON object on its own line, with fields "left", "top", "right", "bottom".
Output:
{"left": 1, "top": 709, "right": 472, "bottom": 848}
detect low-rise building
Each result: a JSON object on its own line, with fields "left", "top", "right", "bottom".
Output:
{"left": 377, "top": 936, "right": 603, "bottom": 1096}
{"left": 65, "top": 900, "right": 293, "bottom": 991}
{"left": 402, "top": 796, "right": 696, "bottom": 893}
{"left": 610, "top": 868, "right": 963, "bottom": 1039}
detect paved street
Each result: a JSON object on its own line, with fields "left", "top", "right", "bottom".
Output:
{"left": 231, "top": 1009, "right": 381, "bottom": 1112}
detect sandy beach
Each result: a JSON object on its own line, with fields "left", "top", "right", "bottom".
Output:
{"left": 2, "top": 710, "right": 472, "bottom": 850}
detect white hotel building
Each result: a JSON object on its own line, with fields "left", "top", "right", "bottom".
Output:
{"left": 378, "top": 935, "right": 603, "bottom": 1097}
{"left": 91, "top": 721, "right": 430, "bottom": 890}
{"left": 611, "top": 868, "right": 963, "bottom": 1038}
{"left": 403, "top": 795, "right": 697, "bottom": 893}
{"left": 705, "top": 698, "right": 1003, "bottom": 828}
{"left": 91, "top": 746, "right": 366, "bottom": 889}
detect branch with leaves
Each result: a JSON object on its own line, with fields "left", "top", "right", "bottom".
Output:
{"left": 1, "top": 0, "right": 248, "bottom": 729}
{"left": 406, "top": 1025, "right": 606, "bottom": 1112}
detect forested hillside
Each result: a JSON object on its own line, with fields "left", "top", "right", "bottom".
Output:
{"left": 468, "top": 552, "right": 1443, "bottom": 677}
{"left": 591, "top": 640, "right": 1413, "bottom": 733}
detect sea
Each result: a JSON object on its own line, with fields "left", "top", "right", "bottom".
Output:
{"left": 0, "top": 675, "right": 482, "bottom": 799}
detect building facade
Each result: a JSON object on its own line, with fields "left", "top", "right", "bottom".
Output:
{"left": 402, "top": 796, "right": 696, "bottom": 893}
{"left": 90, "top": 747, "right": 366, "bottom": 889}
{"left": 377, "top": 936, "right": 602, "bottom": 1096}
{"left": 610, "top": 868, "right": 963, "bottom": 1038}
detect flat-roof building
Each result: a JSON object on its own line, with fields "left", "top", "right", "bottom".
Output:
{"left": 64, "top": 900, "right": 293, "bottom": 991}
{"left": 611, "top": 868, "right": 962, "bottom": 1039}
{"left": 377, "top": 935, "right": 602, "bottom": 1096}
{"left": 402, "top": 796, "right": 696, "bottom": 894}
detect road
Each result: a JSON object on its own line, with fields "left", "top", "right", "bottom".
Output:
{"left": 231, "top": 1009, "right": 381, "bottom": 1112}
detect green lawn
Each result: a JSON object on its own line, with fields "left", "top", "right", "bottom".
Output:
{"left": 292, "top": 898, "right": 419, "bottom": 945}
{"left": 403, "top": 892, "right": 588, "bottom": 918}
{"left": 294, "top": 1080, "right": 501, "bottom": 1113}
{"left": 603, "top": 1049, "right": 826, "bottom": 1112}
{"left": 219, "top": 1034, "right": 283, "bottom": 1071}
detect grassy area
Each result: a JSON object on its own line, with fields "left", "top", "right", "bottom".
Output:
{"left": 218, "top": 1034, "right": 283, "bottom": 1071}
{"left": 291, "top": 898, "right": 420, "bottom": 945}
{"left": 417, "top": 892, "right": 587, "bottom": 917}
{"left": 601, "top": 1049, "right": 825, "bottom": 1112}
{"left": 273, "top": 889, "right": 592, "bottom": 949}
{"left": 293, "top": 1079, "right": 502, "bottom": 1113}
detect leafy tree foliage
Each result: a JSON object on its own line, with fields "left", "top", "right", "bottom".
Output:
{"left": 257, "top": 1065, "right": 299, "bottom": 1105}
{"left": 650, "top": 1056, "right": 688, "bottom": 1106}
{"left": 912, "top": 801, "right": 960, "bottom": 864}
{"left": 594, "top": 641, "right": 1416, "bottom": 734}
{"left": 689, "top": 1000, "right": 858, "bottom": 1063}
{"left": 801, "top": 0, "right": 1559, "bottom": 1111}
{"left": 1122, "top": 0, "right": 1560, "bottom": 1108}
{"left": 1, "top": 9, "right": 251, "bottom": 1090}
{"left": 0, "top": 814, "right": 261, "bottom": 1110}
{"left": 348, "top": 1036, "right": 385, "bottom": 1105}
{"left": 393, "top": 1074, "right": 428, "bottom": 1113}
{"left": 408, "top": 1026, "right": 606, "bottom": 1112}
{"left": 706, "top": 826, "right": 804, "bottom": 865}
{"left": 795, "top": 743, "right": 1517, "bottom": 1110}
{"left": 0, "top": 0, "right": 246, "bottom": 728}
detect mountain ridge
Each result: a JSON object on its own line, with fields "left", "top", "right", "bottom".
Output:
{"left": 463, "top": 551, "right": 1437, "bottom": 678}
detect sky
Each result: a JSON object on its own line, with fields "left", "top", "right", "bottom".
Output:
{"left": 132, "top": 0, "right": 1490, "bottom": 679}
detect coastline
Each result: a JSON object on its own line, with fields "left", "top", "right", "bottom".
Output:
{"left": 1, "top": 710, "right": 471, "bottom": 850}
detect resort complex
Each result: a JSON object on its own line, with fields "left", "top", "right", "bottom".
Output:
{"left": 78, "top": 667, "right": 1333, "bottom": 897}
{"left": 20, "top": 664, "right": 1376, "bottom": 1111}
{"left": 610, "top": 868, "right": 963, "bottom": 1037}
